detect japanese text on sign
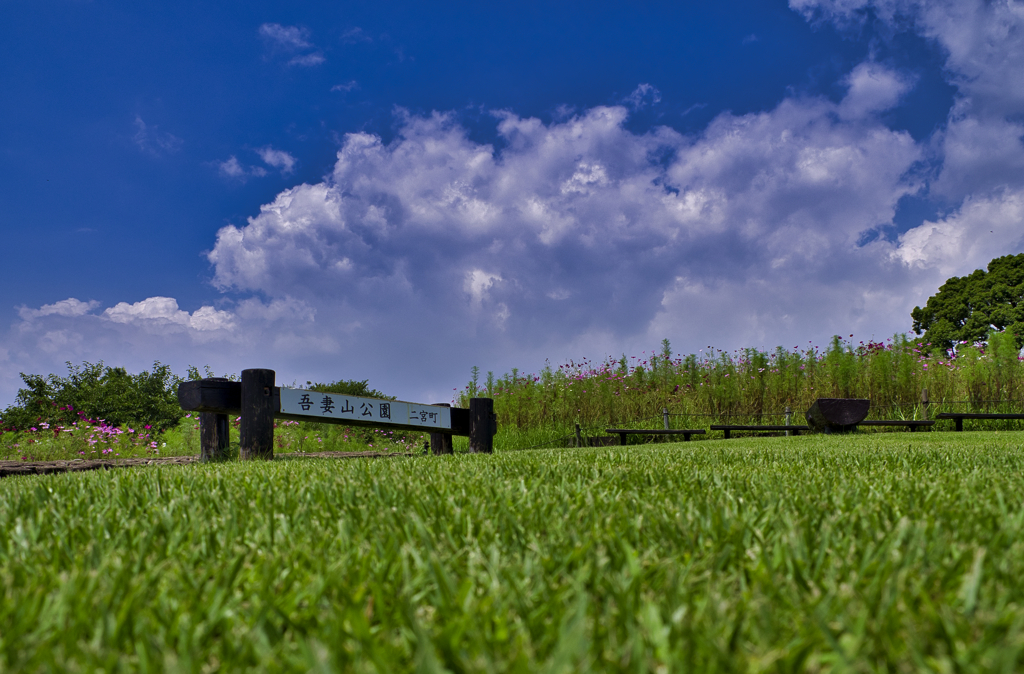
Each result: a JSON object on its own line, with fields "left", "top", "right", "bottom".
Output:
{"left": 278, "top": 387, "right": 451, "bottom": 430}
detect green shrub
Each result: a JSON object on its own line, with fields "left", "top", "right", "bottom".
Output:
{"left": 306, "top": 378, "right": 392, "bottom": 400}
{"left": 1, "top": 361, "right": 184, "bottom": 432}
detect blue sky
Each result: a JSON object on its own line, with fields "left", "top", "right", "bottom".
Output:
{"left": 2, "top": 0, "right": 1023, "bottom": 405}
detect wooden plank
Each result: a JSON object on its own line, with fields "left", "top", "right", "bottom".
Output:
{"left": 936, "top": 412, "right": 1024, "bottom": 432}
{"left": 709, "top": 425, "right": 809, "bottom": 431}
{"left": 605, "top": 429, "right": 706, "bottom": 445}
{"left": 859, "top": 420, "right": 935, "bottom": 424}
{"left": 605, "top": 428, "right": 707, "bottom": 435}
{"left": 858, "top": 420, "right": 934, "bottom": 432}
{"left": 710, "top": 424, "right": 809, "bottom": 439}
{"left": 935, "top": 413, "right": 1024, "bottom": 419}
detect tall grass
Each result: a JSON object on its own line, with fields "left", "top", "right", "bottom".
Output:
{"left": 459, "top": 333, "right": 1024, "bottom": 448}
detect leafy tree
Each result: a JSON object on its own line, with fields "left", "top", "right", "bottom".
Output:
{"left": 185, "top": 365, "right": 237, "bottom": 381}
{"left": 1, "top": 361, "right": 184, "bottom": 431}
{"left": 911, "top": 253, "right": 1024, "bottom": 351}
{"left": 306, "top": 378, "right": 393, "bottom": 400}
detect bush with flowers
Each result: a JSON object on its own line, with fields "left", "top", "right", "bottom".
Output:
{"left": 0, "top": 412, "right": 173, "bottom": 462}
{"left": 0, "top": 360, "right": 184, "bottom": 433}
{"left": 1, "top": 411, "right": 429, "bottom": 462}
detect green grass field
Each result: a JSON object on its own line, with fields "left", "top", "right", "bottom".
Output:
{"left": 2, "top": 431, "right": 1024, "bottom": 672}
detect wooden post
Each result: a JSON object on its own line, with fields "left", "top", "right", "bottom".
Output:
{"left": 200, "top": 411, "right": 230, "bottom": 461}
{"left": 575, "top": 423, "right": 582, "bottom": 448}
{"left": 662, "top": 408, "right": 670, "bottom": 430}
{"left": 469, "top": 397, "right": 495, "bottom": 454}
{"left": 921, "top": 388, "right": 929, "bottom": 421}
{"left": 430, "top": 403, "right": 454, "bottom": 455}
{"left": 240, "top": 369, "right": 275, "bottom": 460}
{"left": 197, "top": 376, "right": 231, "bottom": 461}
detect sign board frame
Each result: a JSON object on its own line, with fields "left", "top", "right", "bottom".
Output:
{"left": 277, "top": 387, "right": 452, "bottom": 433}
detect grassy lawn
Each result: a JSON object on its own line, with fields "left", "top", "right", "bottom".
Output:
{"left": 2, "top": 431, "right": 1023, "bottom": 672}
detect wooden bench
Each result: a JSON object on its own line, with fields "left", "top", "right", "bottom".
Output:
{"left": 606, "top": 428, "right": 706, "bottom": 444}
{"left": 857, "top": 420, "right": 934, "bottom": 432}
{"left": 935, "top": 413, "right": 1024, "bottom": 432}
{"left": 710, "top": 425, "right": 809, "bottom": 439}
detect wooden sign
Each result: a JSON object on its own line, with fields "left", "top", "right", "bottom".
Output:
{"left": 178, "top": 373, "right": 492, "bottom": 461}
{"left": 278, "top": 387, "right": 451, "bottom": 430}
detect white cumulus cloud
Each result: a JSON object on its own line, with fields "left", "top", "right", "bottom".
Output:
{"left": 103, "top": 297, "right": 234, "bottom": 332}
{"left": 624, "top": 83, "right": 662, "bottom": 110}
{"left": 132, "top": 116, "right": 183, "bottom": 156}
{"left": 258, "top": 23, "right": 324, "bottom": 66}
{"left": 839, "top": 62, "right": 915, "bottom": 120}
{"left": 218, "top": 156, "right": 268, "bottom": 181}
{"left": 288, "top": 53, "right": 325, "bottom": 67}
{"left": 18, "top": 298, "right": 99, "bottom": 320}
{"left": 257, "top": 147, "right": 298, "bottom": 174}
{"left": 258, "top": 23, "right": 312, "bottom": 50}
{"left": 201, "top": 87, "right": 927, "bottom": 385}
{"left": 2, "top": 297, "right": 248, "bottom": 403}
{"left": 792, "top": 0, "right": 1024, "bottom": 204}
{"left": 331, "top": 80, "right": 359, "bottom": 93}
{"left": 896, "top": 188, "right": 1024, "bottom": 277}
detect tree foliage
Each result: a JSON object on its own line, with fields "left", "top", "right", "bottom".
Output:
{"left": 911, "top": 253, "right": 1024, "bottom": 351}
{"left": 1, "top": 361, "right": 184, "bottom": 432}
{"left": 306, "top": 379, "right": 393, "bottom": 400}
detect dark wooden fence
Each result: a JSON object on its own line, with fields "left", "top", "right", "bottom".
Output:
{"left": 178, "top": 369, "right": 496, "bottom": 461}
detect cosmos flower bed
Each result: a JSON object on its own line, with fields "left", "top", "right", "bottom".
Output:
{"left": 0, "top": 416, "right": 166, "bottom": 462}
{"left": 464, "top": 334, "right": 1024, "bottom": 449}
{"left": 0, "top": 413, "right": 427, "bottom": 462}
